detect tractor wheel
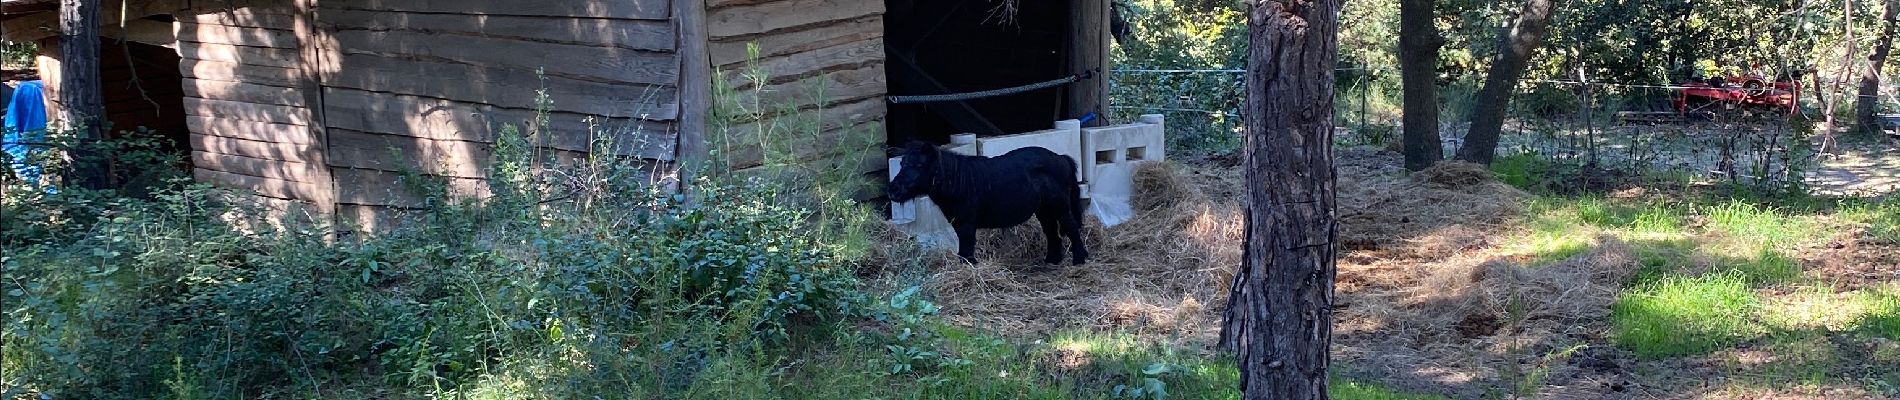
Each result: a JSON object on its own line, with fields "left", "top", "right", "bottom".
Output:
{"left": 1742, "top": 80, "right": 1767, "bottom": 97}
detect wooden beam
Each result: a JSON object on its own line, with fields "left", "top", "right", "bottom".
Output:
{"left": 887, "top": 51, "right": 1003, "bottom": 137}
{"left": 676, "top": 0, "right": 710, "bottom": 184}
{"left": 292, "top": 0, "right": 337, "bottom": 218}
{"left": 1066, "top": 0, "right": 1109, "bottom": 126}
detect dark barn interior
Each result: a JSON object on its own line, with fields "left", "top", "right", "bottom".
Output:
{"left": 884, "top": 0, "right": 1076, "bottom": 146}
{"left": 99, "top": 38, "right": 188, "bottom": 150}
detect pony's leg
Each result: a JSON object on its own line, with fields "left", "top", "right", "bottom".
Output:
{"left": 1060, "top": 207, "right": 1089, "bottom": 265}
{"left": 954, "top": 222, "right": 978, "bottom": 264}
{"left": 1037, "top": 210, "right": 1065, "bottom": 265}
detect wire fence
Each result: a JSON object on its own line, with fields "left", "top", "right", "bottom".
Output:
{"left": 1107, "top": 68, "right": 1825, "bottom": 189}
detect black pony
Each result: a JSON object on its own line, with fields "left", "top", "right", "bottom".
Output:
{"left": 887, "top": 141, "right": 1088, "bottom": 267}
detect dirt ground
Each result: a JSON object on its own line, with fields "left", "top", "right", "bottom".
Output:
{"left": 905, "top": 144, "right": 1900, "bottom": 399}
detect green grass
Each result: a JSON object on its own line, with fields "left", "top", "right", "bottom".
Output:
{"left": 1701, "top": 201, "right": 1815, "bottom": 249}
{"left": 1611, "top": 272, "right": 1764, "bottom": 359}
{"left": 1838, "top": 201, "right": 1900, "bottom": 245}
{"left": 1332, "top": 380, "right": 1448, "bottom": 400}
{"left": 1491, "top": 153, "right": 1557, "bottom": 192}
{"left": 693, "top": 327, "right": 1440, "bottom": 400}
{"left": 1859, "top": 288, "right": 1900, "bottom": 340}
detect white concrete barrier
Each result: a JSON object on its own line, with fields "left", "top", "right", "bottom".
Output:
{"left": 1084, "top": 114, "right": 1166, "bottom": 227}
{"left": 974, "top": 120, "right": 1087, "bottom": 183}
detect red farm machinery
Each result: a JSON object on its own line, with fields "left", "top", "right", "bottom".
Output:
{"left": 1618, "top": 68, "right": 1804, "bottom": 123}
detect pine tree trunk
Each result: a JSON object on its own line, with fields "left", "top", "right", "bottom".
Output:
{"left": 1454, "top": 0, "right": 1556, "bottom": 165}
{"left": 1858, "top": 0, "right": 1898, "bottom": 134}
{"left": 1399, "top": 0, "right": 1443, "bottom": 171}
{"left": 59, "top": 0, "right": 106, "bottom": 189}
{"left": 1218, "top": 0, "right": 1341, "bottom": 398}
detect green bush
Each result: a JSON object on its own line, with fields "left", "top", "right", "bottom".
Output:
{"left": 1, "top": 126, "right": 864, "bottom": 398}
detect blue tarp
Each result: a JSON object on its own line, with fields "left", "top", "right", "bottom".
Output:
{"left": 3, "top": 80, "right": 49, "bottom": 185}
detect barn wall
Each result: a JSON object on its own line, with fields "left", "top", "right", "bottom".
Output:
{"left": 705, "top": 0, "right": 887, "bottom": 175}
{"left": 171, "top": 1, "right": 334, "bottom": 224}
{"left": 313, "top": 0, "right": 683, "bottom": 229}
{"left": 163, "top": 0, "right": 684, "bottom": 230}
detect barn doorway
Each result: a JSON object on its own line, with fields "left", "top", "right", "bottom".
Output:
{"left": 884, "top": 0, "right": 1085, "bottom": 146}
{"left": 98, "top": 38, "right": 190, "bottom": 162}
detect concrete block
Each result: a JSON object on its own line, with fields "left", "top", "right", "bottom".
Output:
{"left": 975, "top": 119, "right": 1086, "bottom": 183}
{"left": 1084, "top": 114, "right": 1166, "bottom": 227}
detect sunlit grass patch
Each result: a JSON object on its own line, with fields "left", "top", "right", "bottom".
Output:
{"left": 1762, "top": 286, "right": 1880, "bottom": 332}
{"left": 1838, "top": 200, "right": 1900, "bottom": 244}
{"left": 1701, "top": 201, "right": 1817, "bottom": 249}
{"left": 1511, "top": 197, "right": 1693, "bottom": 266}
{"left": 1725, "top": 250, "right": 1802, "bottom": 286}
{"left": 1612, "top": 272, "right": 1764, "bottom": 359}
{"left": 1507, "top": 198, "right": 1602, "bottom": 264}
{"left": 1332, "top": 380, "right": 1449, "bottom": 400}
{"left": 1856, "top": 287, "right": 1900, "bottom": 340}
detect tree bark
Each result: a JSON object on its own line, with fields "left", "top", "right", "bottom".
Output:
{"left": 1858, "top": 0, "right": 1898, "bottom": 134}
{"left": 1453, "top": 0, "right": 1557, "bottom": 164}
{"left": 1399, "top": 0, "right": 1443, "bottom": 171}
{"left": 1218, "top": 0, "right": 1340, "bottom": 399}
{"left": 58, "top": 0, "right": 106, "bottom": 189}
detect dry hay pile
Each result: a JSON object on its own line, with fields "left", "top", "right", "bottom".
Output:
{"left": 908, "top": 149, "right": 1569, "bottom": 339}
{"left": 920, "top": 159, "right": 1242, "bottom": 341}
{"left": 896, "top": 148, "right": 1644, "bottom": 396}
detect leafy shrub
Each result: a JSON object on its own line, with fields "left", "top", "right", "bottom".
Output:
{"left": 1, "top": 124, "right": 865, "bottom": 398}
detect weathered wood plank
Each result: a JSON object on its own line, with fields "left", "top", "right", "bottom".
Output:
{"left": 675, "top": 0, "right": 711, "bottom": 178}
{"left": 175, "top": 42, "right": 301, "bottom": 68}
{"left": 706, "top": 0, "right": 882, "bottom": 38}
{"left": 184, "top": 97, "right": 313, "bottom": 125}
{"left": 322, "top": 0, "right": 671, "bottom": 21}
{"left": 193, "top": 151, "right": 330, "bottom": 183}
{"left": 291, "top": 0, "right": 337, "bottom": 216}
{"left": 188, "top": 116, "right": 316, "bottom": 144}
{"left": 325, "top": 129, "right": 492, "bottom": 178}
{"left": 187, "top": 9, "right": 298, "bottom": 29}
{"left": 727, "top": 63, "right": 884, "bottom": 114}
{"left": 709, "top": 15, "right": 879, "bottom": 66}
{"left": 717, "top": 96, "right": 884, "bottom": 168}
{"left": 321, "top": 88, "right": 680, "bottom": 159}
{"left": 176, "top": 22, "right": 298, "bottom": 48}
{"left": 3, "top": 0, "right": 200, "bottom": 43}
{"left": 707, "top": 0, "right": 773, "bottom": 8}
{"left": 326, "top": 129, "right": 617, "bottom": 178}
{"left": 179, "top": 59, "right": 303, "bottom": 87}
{"left": 327, "top": 29, "right": 679, "bottom": 85}
{"left": 181, "top": 0, "right": 299, "bottom": 16}
{"left": 335, "top": 204, "right": 401, "bottom": 232}
{"left": 332, "top": 168, "right": 491, "bottom": 208}
{"left": 720, "top": 37, "right": 881, "bottom": 89}
{"left": 182, "top": 78, "right": 307, "bottom": 107}
{"left": 195, "top": 167, "right": 328, "bottom": 201}
{"left": 191, "top": 133, "right": 323, "bottom": 162}
{"left": 320, "top": 53, "right": 679, "bottom": 120}
{"left": 725, "top": 117, "right": 883, "bottom": 170}
{"left": 320, "top": 9, "right": 676, "bottom": 51}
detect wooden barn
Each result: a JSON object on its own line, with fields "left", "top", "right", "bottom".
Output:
{"left": 1, "top": 0, "right": 1115, "bottom": 228}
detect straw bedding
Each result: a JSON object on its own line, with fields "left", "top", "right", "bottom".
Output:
{"left": 882, "top": 147, "right": 1648, "bottom": 396}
